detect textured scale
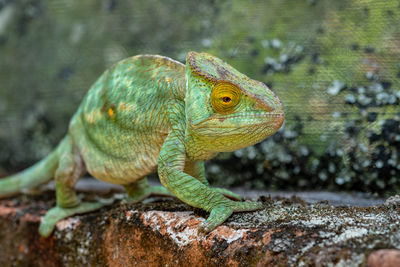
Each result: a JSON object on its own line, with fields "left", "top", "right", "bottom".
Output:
{"left": 0, "top": 52, "right": 284, "bottom": 236}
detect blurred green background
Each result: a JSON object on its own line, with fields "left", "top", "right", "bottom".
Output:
{"left": 0, "top": 0, "right": 399, "bottom": 195}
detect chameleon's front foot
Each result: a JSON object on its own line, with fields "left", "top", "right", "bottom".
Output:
{"left": 39, "top": 198, "right": 115, "bottom": 237}
{"left": 198, "top": 200, "right": 263, "bottom": 233}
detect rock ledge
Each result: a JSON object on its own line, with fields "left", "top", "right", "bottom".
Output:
{"left": 0, "top": 191, "right": 399, "bottom": 266}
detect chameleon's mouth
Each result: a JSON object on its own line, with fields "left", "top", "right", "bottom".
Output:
{"left": 218, "top": 111, "right": 284, "bottom": 120}
{"left": 190, "top": 111, "right": 285, "bottom": 129}
{"left": 223, "top": 111, "right": 285, "bottom": 130}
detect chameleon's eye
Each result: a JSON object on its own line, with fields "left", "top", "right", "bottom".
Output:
{"left": 222, "top": 97, "right": 231, "bottom": 103}
{"left": 211, "top": 82, "right": 241, "bottom": 114}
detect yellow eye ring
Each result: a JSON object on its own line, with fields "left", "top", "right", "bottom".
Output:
{"left": 211, "top": 82, "right": 241, "bottom": 114}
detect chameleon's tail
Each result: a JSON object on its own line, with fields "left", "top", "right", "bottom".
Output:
{"left": 0, "top": 137, "right": 65, "bottom": 198}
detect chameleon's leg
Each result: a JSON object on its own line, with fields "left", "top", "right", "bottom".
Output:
{"left": 184, "top": 160, "right": 242, "bottom": 201}
{"left": 124, "top": 177, "right": 173, "bottom": 203}
{"left": 158, "top": 111, "right": 263, "bottom": 233}
{"left": 159, "top": 166, "right": 262, "bottom": 233}
{"left": 39, "top": 136, "right": 114, "bottom": 237}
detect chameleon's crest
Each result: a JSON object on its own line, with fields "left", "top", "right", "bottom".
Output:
{"left": 186, "top": 51, "right": 277, "bottom": 100}
{"left": 186, "top": 51, "right": 243, "bottom": 83}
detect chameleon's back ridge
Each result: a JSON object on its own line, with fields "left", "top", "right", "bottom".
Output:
{"left": 0, "top": 52, "right": 284, "bottom": 237}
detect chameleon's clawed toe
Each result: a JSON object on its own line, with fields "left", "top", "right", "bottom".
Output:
{"left": 197, "top": 206, "right": 233, "bottom": 233}
{"left": 231, "top": 200, "right": 264, "bottom": 212}
{"left": 198, "top": 221, "right": 212, "bottom": 233}
{"left": 197, "top": 200, "right": 264, "bottom": 233}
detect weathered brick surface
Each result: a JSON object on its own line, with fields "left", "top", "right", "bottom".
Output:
{"left": 0, "top": 189, "right": 399, "bottom": 266}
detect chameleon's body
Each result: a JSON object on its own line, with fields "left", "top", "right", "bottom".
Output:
{"left": 0, "top": 52, "right": 284, "bottom": 237}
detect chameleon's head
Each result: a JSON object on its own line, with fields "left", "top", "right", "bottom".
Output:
{"left": 185, "top": 51, "right": 284, "bottom": 152}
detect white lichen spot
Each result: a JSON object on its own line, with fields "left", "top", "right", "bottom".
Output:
{"left": 301, "top": 240, "right": 315, "bottom": 254}
{"left": 126, "top": 210, "right": 139, "bottom": 221}
{"left": 220, "top": 228, "right": 248, "bottom": 244}
{"left": 64, "top": 231, "right": 73, "bottom": 242}
{"left": 334, "top": 253, "right": 365, "bottom": 267}
{"left": 140, "top": 210, "right": 249, "bottom": 247}
{"left": 318, "top": 231, "right": 336, "bottom": 239}
{"left": 332, "top": 227, "right": 368, "bottom": 243}
{"left": 299, "top": 217, "right": 329, "bottom": 227}
{"left": 144, "top": 211, "right": 201, "bottom": 246}
{"left": 56, "top": 217, "right": 80, "bottom": 231}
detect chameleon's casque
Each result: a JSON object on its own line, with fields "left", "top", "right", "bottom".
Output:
{"left": 0, "top": 51, "right": 284, "bottom": 237}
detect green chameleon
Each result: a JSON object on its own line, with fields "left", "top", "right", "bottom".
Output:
{"left": 0, "top": 52, "right": 284, "bottom": 237}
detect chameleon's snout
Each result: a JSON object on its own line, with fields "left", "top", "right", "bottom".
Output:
{"left": 270, "top": 95, "right": 285, "bottom": 130}
{"left": 255, "top": 93, "right": 284, "bottom": 112}
{"left": 273, "top": 112, "right": 285, "bottom": 130}
{"left": 253, "top": 89, "right": 285, "bottom": 131}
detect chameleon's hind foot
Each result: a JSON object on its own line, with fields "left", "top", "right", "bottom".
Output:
{"left": 124, "top": 178, "right": 174, "bottom": 203}
{"left": 212, "top": 187, "right": 242, "bottom": 201}
{"left": 198, "top": 200, "right": 263, "bottom": 233}
{"left": 39, "top": 198, "right": 115, "bottom": 237}
{"left": 125, "top": 185, "right": 174, "bottom": 203}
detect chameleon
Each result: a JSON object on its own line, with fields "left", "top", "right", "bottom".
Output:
{"left": 0, "top": 51, "right": 284, "bottom": 237}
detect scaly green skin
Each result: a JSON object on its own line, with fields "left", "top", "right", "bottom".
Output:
{"left": 0, "top": 52, "right": 284, "bottom": 237}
